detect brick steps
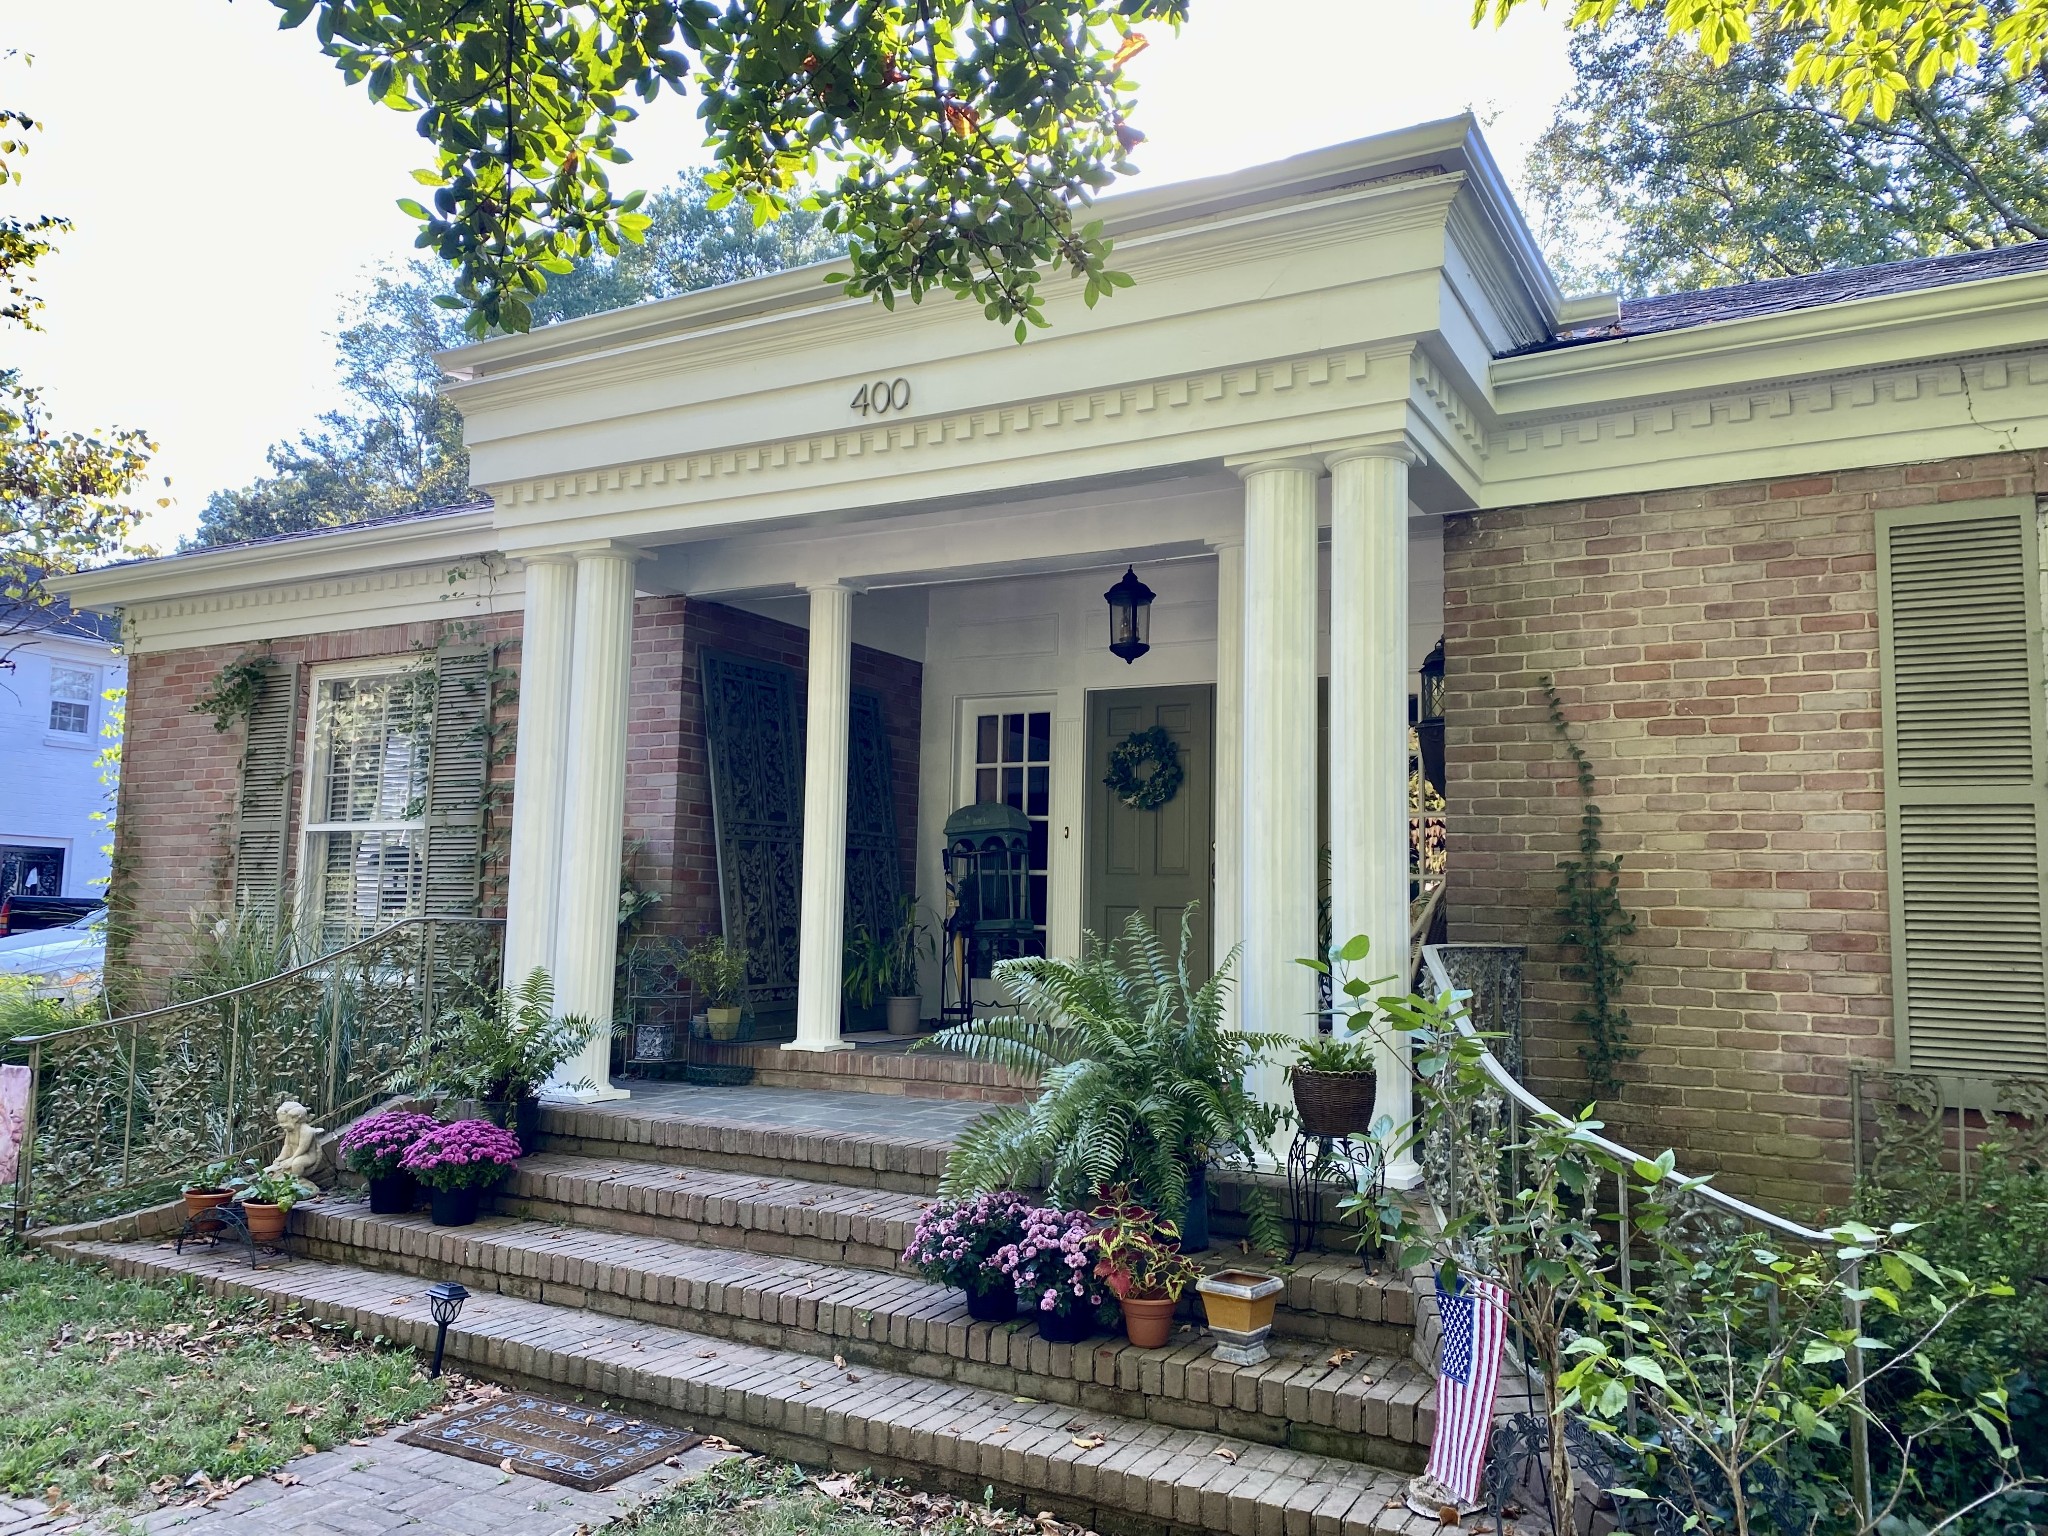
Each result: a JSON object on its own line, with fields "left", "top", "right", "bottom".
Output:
{"left": 536, "top": 1090, "right": 964, "bottom": 1194}
{"left": 49, "top": 1238, "right": 1446, "bottom": 1536}
{"left": 689, "top": 1041, "right": 1036, "bottom": 1104}
{"left": 287, "top": 1197, "right": 1432, "bottom": 1469}
{"left": 497, "top": 1153, "right": 1416, "bottom": 1353}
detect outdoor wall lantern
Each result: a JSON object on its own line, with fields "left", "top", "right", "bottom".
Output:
{"left": 1416, "top": 637, "right": 1446, "bottom": 795}
{"left": 1104, "top": 565, "right": 1156, "bottom": 664}
{"left": 426, "top": 1280, "right": 469, "bottom": 1378}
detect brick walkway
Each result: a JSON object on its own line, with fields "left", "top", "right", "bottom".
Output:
{"left": 2, "top": 1425, "right": 731, "bottom": 1536}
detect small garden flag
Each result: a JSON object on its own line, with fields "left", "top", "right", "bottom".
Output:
{"left": 1418, "top": 1267, "right": 1509, "bottom": 1509}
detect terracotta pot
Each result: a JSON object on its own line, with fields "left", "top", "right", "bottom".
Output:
{"left": 366, "top": 1173, "right": 417, "bottom": 1215}
{"left": 1120, "top": 1294, "right": 1177, "bottom": 1350}
{"left": 885, "top": 995, "right": 921, "bottom": 1035}
{"left": 241, "top": 1201, "right": 288, "bottom": 1245}
{"left": 183, "top": 1189, "right": 232, "bottom": 1231}
{"left": 705, "top": 1006, "right": 743, "bottom": 1041}
{"left": 964, "top": 1284, "right": 1018, "bottom": 1323}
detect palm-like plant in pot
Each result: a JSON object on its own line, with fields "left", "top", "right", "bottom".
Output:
{"left": 925, "top": 909, "right": 1291, "bottom": 1255}
{"left": 424, "top": 969, "right": 594, "bottom": 1147}
{"left": 681, "top": 935, "right": 750, "bottom": 1041}
{"left": 883, "top": 897, "right": 932, "bottom": 1036}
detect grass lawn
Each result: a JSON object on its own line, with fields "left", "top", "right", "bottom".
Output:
{"left": 0, "top": 1247, "right": 444, "bottom": 1515}
{"left": 616, "top": 1456, "right": 1096, "bottom": 1536}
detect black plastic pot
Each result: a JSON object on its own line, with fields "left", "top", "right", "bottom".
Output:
{"left": 1180, "top": 1162, "right": 1211, "bottom": 1252}
{"left": 1036, "top": 1307, "right": 1099, "bottom": 1343}
{"left": 367, "top": 1172, "right": 418, "bottom": 1215}
{"left": 430, "top": 1185, "right": 484, "bottom": 1227}
{"left": 481, "top": 1096, "right": 543, "bottom": 1153}
{"left": 964, "top": 1284, "right": 1019, "bottom": 1323}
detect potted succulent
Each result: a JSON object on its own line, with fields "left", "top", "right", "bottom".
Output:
{"left": 681, "top": 935, "right": 750, "bottom": 1041}
{"left": 336, "top": 1107, "right": 440, "bottom": 1214}
{"left": 229, "top": 1167, "right": 304, "bottom": 1244}
{"left": 1089, "top": 1193, "right": 1201, "bottom": 1349}
{"left": 842, "top": 926, "right": 891, "bottom": 1033}
{"left": 993, "top": 1204, "right": 1122, "bottom": 1343}
{"left": 883, "top": 899, "right": 931, "bottom": 1036}
{"left": 428, "top": 968, "right": 594, "bottom": 1148}
{"left": 1195, "top": 1268, "right": 1288, "bottom": 1365}
{"left": 181, "top": 1160, "right": 238, "bottom": 1231}
{"left": 901, "top": 1189, "right": 1032, "bottom": 1322}
{"left": 400, "top": 1117, "right": 522, "bottom": 1227}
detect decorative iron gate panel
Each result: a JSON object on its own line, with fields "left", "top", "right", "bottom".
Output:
{"left": 699, "top": 649, "right": 904, "bottom": 1016}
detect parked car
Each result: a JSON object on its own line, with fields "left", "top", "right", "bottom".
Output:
{"left": 0, "top": 910, "right": 106, "bottom": 999}
{"left": 0, "top": 894, "right": 104, "bottom": 936}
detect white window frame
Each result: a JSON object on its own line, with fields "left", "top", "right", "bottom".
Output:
{"left": 46, "top": 662, "right": 97, "bottom": 743}
{"left": 954, "top": 693, "right": 1058, "bottom": 983}
{"left": 294, "top": 662, "right": 431, "bottom": 948}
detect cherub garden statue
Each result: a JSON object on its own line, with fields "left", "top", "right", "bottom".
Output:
{"left": 264, "top": 1098, "right": 327, "bottom": 1190}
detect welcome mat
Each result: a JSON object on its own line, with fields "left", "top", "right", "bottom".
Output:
{"left": 399, "top": 1394, "right": 703, "bottom": 1490}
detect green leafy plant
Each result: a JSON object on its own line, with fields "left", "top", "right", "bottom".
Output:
{"left": 1087, "top": 1190, "right": 1199, "bottom": 1303}
{"left": 190, "top": 650, "right": 277, "bottom": 734}
{"left": 228, "top": 1168, "right": 307, "bottom": 1211}
{"left": 842, "top": 925, "right": 892, "bottom": 1009}
{"left": 1348, "top": 983, "right": 2035, "bottom": 1535}
{"left": 680, "top": 935, "right": 750, "bottom": 1010}
{"left": 1288, "top": 1031, "right": 1378, "bottom": 1076}
{"left": 924, "top": 909, "right": 1290, "bottom": 1254}
{"left": 1540, "top": 674, "right": 1638, "bottom": 1098}
{"left": 181, "top": 1159, "right": 239, "bottom": 1196}
{"left": 883, "top": 897, "right": 932, "bottom": 998}
{"left": 420, "top": 967, "right": 595, "bottom": 1103}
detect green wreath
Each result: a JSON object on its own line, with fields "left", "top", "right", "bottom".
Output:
{"left": 1104, "top": 725, "right": 1184, "bottom": 811}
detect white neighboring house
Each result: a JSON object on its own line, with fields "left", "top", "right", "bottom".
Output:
{"left": 0, "top": 601, "right": 124, "bottom": 901}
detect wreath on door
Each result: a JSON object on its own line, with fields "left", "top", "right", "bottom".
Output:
{"left": 1104, "top": 725, "right": 1184, "bottom": 811}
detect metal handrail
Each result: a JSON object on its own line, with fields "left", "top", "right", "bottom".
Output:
{"left": 1416, "top": 942, "right": 1870, "bottom": 1518}
{"left": 7, "top": 916, "right": 503, "bottom": 1235}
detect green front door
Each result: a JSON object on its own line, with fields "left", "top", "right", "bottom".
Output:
{"left": 1087, "top": 685, "right": 1214, "bottom": 974}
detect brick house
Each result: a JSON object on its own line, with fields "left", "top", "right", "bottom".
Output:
{"left": 55, "top": 117, "right": 2048, "bottom": 1209}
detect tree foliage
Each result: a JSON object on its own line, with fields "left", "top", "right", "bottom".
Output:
{"left": 188, "top": 173, "right": 837, "bottom": 549}
{"left": 1483, "top": 0, "right": 2048, "bottom": 123}
{"left": 271, "top": 0, "right": 1169, "bottom": 340}
{"left": 0, "top": 54, "right": 153, "bottom": 663}
{"left": 1527, "top": 7, "right": 2048, "bottom": 292}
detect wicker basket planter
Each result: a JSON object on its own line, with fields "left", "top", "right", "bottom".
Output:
{"left": 1290, "top": 1068, "right": 1377, "bottom": 1138}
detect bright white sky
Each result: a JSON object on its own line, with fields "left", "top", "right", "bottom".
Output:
{"left": 6, "top": 0, "right": 1575, "bottom": 549}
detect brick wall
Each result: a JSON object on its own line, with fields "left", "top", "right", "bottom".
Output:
{"left": 1441, "top": 451, "right": 2043, "bottom": 1213}
{"left": 112, "top": 596, "right": 922, "bottom": 1003}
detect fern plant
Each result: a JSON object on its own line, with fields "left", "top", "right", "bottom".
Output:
{"left": 923, "top": 910, "right": 1292, "bottom": 1254}
{"left": 414, "top": 967, "right": 596, "bottom": 1103}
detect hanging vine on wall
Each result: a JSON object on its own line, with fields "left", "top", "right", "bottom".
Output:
{"left": 1541, "top": 674, "right": 1639, "bottom": 1098}
{"left": 190, "top": 649, "right": 276, "bottom": 733}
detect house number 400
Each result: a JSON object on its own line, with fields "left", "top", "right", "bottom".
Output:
{"left": 851, "top": 377, "right": 911, "bottom": 416}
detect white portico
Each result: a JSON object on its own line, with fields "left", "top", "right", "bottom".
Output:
{"left": 438, "top": 116, "right": 1606, "bottom": 1159}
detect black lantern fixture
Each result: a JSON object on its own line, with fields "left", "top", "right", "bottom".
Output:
{"left": 426, "top": 1280, "right": 469, "bottom": 1378}
{"left": 1104, "top": 565, "right": 1155, "bottom": 664}
{"left": 1415, "top": 637, "right": 1446, "bottom": 796}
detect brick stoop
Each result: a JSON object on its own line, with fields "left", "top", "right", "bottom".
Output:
{"left": 692, "top": 1040, "right": 1037, "bottom": 1104}
{"left": 286, "top": 1197, "right": 1433, "bottom": 1469}
{"left": 47, "top": 1238, "right": 1454, "bottom": 1536}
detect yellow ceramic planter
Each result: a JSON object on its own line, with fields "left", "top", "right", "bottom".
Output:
{"left": 1196, "top": 1269, "right": 1286, "bottom": 1364}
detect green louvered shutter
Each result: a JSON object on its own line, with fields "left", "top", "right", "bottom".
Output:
{"left": 1877, "top": 500, "right": 2048, "bottom": 1077}
{"left": 232, "top": 661, "right": 301, "bottom": 922}
{"left": 420, "top": 646, "right": 493, "bottom": 917}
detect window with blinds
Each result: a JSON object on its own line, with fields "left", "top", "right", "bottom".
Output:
{"left": 300, "top": 670, "right": 432, "bottom": 950}
{"left": 1877, "top": 500, "right": 2048, "bottom": 1078}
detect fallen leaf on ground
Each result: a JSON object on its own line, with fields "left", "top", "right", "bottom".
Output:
{"left": 1070, "top": 1435, "right": 1105, "bottom": 1450}
{"left": 833, "top": 1354, "right": 845, "bottom": 1369}
{"left": 1328, "top": 1348, "right": 1356, "bottom": 1367}
{"left": 1212, "top": 1446, "right": 1238, "bottom": 1461}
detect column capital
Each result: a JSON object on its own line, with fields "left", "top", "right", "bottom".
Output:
{"left": 1225, "top": 452, "right": 1326, "bottom": 482}
{"left": 804, "top": 576, "right": 867, "bottom": 596}
{"left": 1322, "top": 434, "right": 1424, "bottom": 473}
{"left": 508, "top": 537, "right": 648, "bottom": 564}
{"left": 1205, "top": 531, "right": 1245, "bottom": 552}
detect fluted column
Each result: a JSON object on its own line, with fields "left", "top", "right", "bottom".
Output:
{"left": 1210, "top": 535, "right": 1245, "bottom": 1033}
{"left": 1328, "top": 444, "right": 1419, "bottom": 1185}
{"left": 1238, "top": 458, "right": 1323, "bottom": 1122}
{"left": 502, "top": 555, "right": 574, "bottom": 996}
{"left": 788, "top": 580, "right": 854, "bottom": 1052}
{"left": 547, "top": 545, "right": 638, "bottom": 1100}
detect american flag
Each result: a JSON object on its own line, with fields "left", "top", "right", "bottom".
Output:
{"left": 1423, "top": 1268, "right": 1509, "bottom": 1506}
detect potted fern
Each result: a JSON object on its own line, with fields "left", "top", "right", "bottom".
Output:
{"left": 923, "top": 910, "right": 1290, "bottom": 1255}
{"left": 681, "top": 935, "right": 750, "bottom": 1040}
{"left": 427, "top": 969, "right": 595, "bottom": 1148}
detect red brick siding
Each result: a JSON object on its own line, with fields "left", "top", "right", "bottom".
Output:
{"left": 112, "top": 597, "right": 922, "bottom": 998}
{"left": 1441, "top": 452, "right": 2045, "bottom": 1212}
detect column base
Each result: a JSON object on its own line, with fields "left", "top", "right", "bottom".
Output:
{"left": 541, "top": 1084, "right": 632, "bottom": 1104}
{"left": 1380, "top": 1152, "right": 1422, "bottom": 1191}
{"left": 780, "top": 1037, "right": 847, "bottom": 1054}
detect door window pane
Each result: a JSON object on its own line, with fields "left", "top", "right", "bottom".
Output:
{"left": 976, "top": 714, "right": 998, "bottom": 764}
{"left": 962, "top": 700, "right": 1056, "bottom": 972}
